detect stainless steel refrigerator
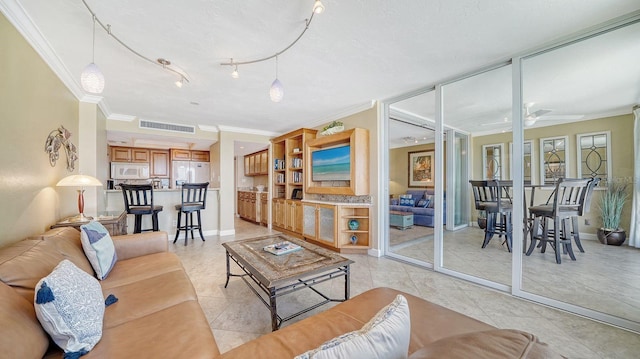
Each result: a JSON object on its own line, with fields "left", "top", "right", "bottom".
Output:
{"left": 172, "top": 161, "right": 211, "bottom": 187}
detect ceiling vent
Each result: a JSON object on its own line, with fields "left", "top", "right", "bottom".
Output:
{"left": 139, "top": 119, "right": 195, "bottom": 134}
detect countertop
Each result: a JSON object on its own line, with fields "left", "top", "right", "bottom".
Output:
{"left": 106, "top": 187, "right": 220, "bottom": 193}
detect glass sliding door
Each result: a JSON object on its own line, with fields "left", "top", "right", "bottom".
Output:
{"left": 440, "top": 64, "right": 513, "bottom": 287}
{"left": 386, "top": 90, "right": 436, "bottom": 265}
{"left": 520, "top": 19, "right": 640, "bottom": 331}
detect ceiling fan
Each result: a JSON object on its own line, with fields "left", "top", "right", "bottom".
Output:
{"left": 481, "top": 103, "right": 584, "bottom": 127}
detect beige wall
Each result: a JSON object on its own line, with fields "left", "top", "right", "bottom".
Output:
{"left": 0, "top": 13, "right": 79, "bottom": 246}
{"left": 472, "top": 114, "right": 634, "bottom": 234}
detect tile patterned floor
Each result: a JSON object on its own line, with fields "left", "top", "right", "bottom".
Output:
{"left": 171, "top": 219, "right": 640, "bottom": 358}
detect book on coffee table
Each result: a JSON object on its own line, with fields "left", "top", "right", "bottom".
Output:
{"left": 263, "top": 241, "right": 302, "bottom": 256}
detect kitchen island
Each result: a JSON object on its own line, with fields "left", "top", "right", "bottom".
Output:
{"left": 105, "top": 188, "right": 220, "bottom": 237}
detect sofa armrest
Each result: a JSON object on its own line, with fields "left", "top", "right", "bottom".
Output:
{"left": 112, "top": 231, "right": 168, "bottom": 261}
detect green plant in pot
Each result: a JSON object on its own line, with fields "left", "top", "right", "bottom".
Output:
{"left": 597, "top": 182, "right": 628, "bottom": 245}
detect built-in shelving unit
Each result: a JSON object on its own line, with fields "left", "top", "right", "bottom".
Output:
{"left": 304, "top": 128, "right": 370, "bottom": 196}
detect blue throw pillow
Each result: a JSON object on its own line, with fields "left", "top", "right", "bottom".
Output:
{"left": 416, "top": 199, "right": 429, "bottom": 208}
{"left": 80, "top": 221, "right": 117, "bottom": 280}
{"left": 400, "top": 198, "right": 415, "bottom": 206}
{"left": 34, "top": 260, "right": 104, "bottom": 357}
{"left": 424, "top": 194, "right": 435, "bottom": 208}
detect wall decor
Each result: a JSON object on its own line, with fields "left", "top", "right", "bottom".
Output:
{"left": 408, "top": 151, "right": 434, "bottom": 187}
{"left": 45, "top": 125, "right": 78, "bottom": 172}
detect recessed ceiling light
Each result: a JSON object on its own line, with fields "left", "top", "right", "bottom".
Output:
{"left": 190, "top": 102, "right": 200, "bottom": 106}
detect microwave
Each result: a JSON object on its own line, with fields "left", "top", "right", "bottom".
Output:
{"left": 111, "top": 162, "right": 150, "bottom": 180}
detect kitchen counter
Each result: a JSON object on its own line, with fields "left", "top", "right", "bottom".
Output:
{"left": 105, "top": 188, "right": 220, "bottom": 236}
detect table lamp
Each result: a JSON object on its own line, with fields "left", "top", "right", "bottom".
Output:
{"left": 56, "top": 174, "right": 103, "bottom": 222}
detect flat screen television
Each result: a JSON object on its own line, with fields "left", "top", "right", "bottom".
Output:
{"left": 311, "top": 145, "right": 351, "bottom": 182}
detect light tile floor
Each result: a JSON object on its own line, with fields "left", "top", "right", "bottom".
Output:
{"left": 170, "top": 219, "right": 640, "bottom": 358}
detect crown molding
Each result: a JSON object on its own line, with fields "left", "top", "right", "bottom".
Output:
{"left": 80, "top": 94, "right": 103, "bottom": 104}
{"left": 198, "top": 124, "right": 220, "bottom": 133}
{"left": 107, "top": 113, "right": 137, "bottom": 122}
{"left": 217, "top": 125, "right": 278, "bottom": 137}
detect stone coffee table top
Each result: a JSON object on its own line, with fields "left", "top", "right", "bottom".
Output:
{"left": 222, "top": 234, "right": 353, "bottom": 288}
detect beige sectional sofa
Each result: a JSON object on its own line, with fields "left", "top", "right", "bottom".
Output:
{"left": 0, "top": 227, "right": 561, "bottom": 358}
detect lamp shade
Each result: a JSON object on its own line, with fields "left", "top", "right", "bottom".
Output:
{"left": 80, "top": 63, "right": 105, "bottom": 94}
{"left": 270, "top": 78, "right": 284, "bottom": 102}
{"left": 56, "top": 175, "right": 103, "bottom": 187}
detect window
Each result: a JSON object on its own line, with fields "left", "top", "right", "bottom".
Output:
{"left": 540, "top": 136, "right": 568, "bottom": 184}
{"left": 576, "top": 131, "right": 610, "bottom": 185}
{"left": 510, "top": 140, "right": 534, "bottom": 183}
{"left": 482, "top": 143, "right": 504, "bottom": 179}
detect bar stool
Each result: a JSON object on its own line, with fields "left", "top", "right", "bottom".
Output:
{"left": 120, "top": 184, "right": 163, "bottom": 233}
{"left": 174, "top": 182, "right": 209, "bottom": 245}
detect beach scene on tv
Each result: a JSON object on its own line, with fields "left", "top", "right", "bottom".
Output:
{"left": 312, "top": 145, "right": 351, "bottom": 181}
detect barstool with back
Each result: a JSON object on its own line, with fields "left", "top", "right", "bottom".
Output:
{"left": 174, "top": 182, "right": 209, "bottom": 245}
{"left": 120, "top": 184, "right": 164, "bottom": 233}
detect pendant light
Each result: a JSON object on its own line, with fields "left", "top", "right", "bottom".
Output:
{"left": 80, "top": 15, "right": 105, "bottom": 94}
{"left": 270, "top": 56, "right": 284, "bottom": 103}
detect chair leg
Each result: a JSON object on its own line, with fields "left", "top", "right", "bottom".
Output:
{"left": 196, "top": 210, "right": 205, "bottom": 241}
{"left": 189, "top": 212, "right": 195, "bottom": 240}
{"left": 152, "top": 212, "right": 159, "bottom": 231}
{"left": 571, "top": 216, "right": 584, "bottom": 253}
{"left": 526, "top": 216, "right": 540, "bottom": 256}
{"left": 134, "top": 215, "right": 142, "bottom": 234}
{"left": 482, "top": 212, "right": 495, "bottom": 248}
{"left": 553, "top": 217, "right": 562, "bottom": 264}
{"left": 563, "top": 218, "right": 576, "bottom": 261}
{"left": 173, "top": 211, "right": 182, "bottom": 244}
{"left": 184, "top": 212, "right": 189, "bottom": 246}
{"left": 505, "top": 213, "right": 512, "bottom": 253}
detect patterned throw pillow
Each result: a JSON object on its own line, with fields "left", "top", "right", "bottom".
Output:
{"left": 424, "top": 194, "right": 435, "bottom": 208}
{"left": 80, "top": 221, "right": 117, "bottom": 280}
{"left": 294, "top": 295, "right": 411, "bottom": 359}
{"left": 416, "top": 199, "right": 430, "bottom": 208}
{"left": 400, "top": 198, "right": 415, "bottom": 207}
{"left": 34, "top": 260, "right": 104, "bottom": 357}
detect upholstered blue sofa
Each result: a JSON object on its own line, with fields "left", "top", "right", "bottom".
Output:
{"left": 390, "top": 189, "right": 445, "bottom": 227}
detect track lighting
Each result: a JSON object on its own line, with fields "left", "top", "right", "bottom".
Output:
{"left": 220, "top": 0, "right": 324, "bottom": 101}
{"left": 80, "top": 16, "right": 105, "bottom": 94}
{"left": 313, "top": 0, "right": 325, "bottom": 14}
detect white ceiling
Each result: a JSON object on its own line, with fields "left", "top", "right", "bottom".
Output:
{"left": 3, "top": 0, "right": 640, "bottom": 145}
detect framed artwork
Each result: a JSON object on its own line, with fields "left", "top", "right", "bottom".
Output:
{"left": 408, "top": 151, "right": 434, "bottom": 187}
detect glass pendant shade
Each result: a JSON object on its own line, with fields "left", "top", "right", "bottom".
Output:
{"left": 270, "top": 78, "right": 284, "bottom": 102}
{"left": 524, "top": 118, "right": 537, "bottom": 127}
{"left": 81, "top": 63, "right": 105, "bottom": 94}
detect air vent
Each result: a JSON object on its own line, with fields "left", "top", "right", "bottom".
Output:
{"left": 139, "top": 119, "right": 195, "bottom": 134}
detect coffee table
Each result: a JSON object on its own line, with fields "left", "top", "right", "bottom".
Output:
{"left": 222, "top": 234, "right": 353, "bottom": 331}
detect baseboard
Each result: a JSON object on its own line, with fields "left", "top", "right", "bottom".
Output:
{"left": 219, "top": 229, "right": 236, "bottom": 236}
{"left": 580, "top": 232, "right": 598, "bottom": 241}
{"left": 202, "top": 230, "right": 219, "bottom": 237}
{"left": 368, "top": 248, "right": 382, "bottom": 257}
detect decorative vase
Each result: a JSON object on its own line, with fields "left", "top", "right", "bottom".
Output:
{"left": 348, "top": 219, "right": 359, "bottom": 230}
{"left": 350, "top": 235, "right": 358, "bottom": 245}
{"left": 597, "top": 228, "right": 626, "bottom": 246}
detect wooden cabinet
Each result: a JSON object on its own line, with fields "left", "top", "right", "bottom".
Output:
{"left": 271, "top": 198, "right": 303, "bottom": 236}
{"left": 243, "top": 149, "right": 268, "bottom": 176}
{"left": 238, "top": 191, "right": 263, "bottom": 223}
{"left": 259, "top": 193, "right": 269, "bottom": 226}
{"left": 302, "top": 202, "right": 370, "bottom": 254}
{"left": 302, "top": 202, "right": 336, "bottom": 247}
{"left": 171, "top": 149, "right": 191, "bottom": 161}
{"left": 191, "top": 150, "right": 210, "bottom": 162}
{"left": 272, "top": 198, "right": 287, "bottom": 228}
{"left": 110, "top": 147, "right": 149, "bottom": 163}
{"left": 150, "top": 150, "right": 170, "bottom": 177}
{"left": 304, "top": 128, "right": 369, "bottom": 196}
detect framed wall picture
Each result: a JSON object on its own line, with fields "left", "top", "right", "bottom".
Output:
{"left": 408, "top": 151, "right": 434, "bottom": 187}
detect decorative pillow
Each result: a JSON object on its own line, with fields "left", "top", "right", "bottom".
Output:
{"left": 416, "top": 199, "right": 430, "bottom": 208}
{"left": 294, "top": 294, "right": 411, "bottom": 359}
{"left": 34, "top": 260, "right": 104, "bottom": 357}
{"left": 424, "top": 194, "right": 435, "bottom": 208}
{"left": 80, "top": 221, "right": 117, "bottom": 280}
{"left": 399, "top": 194, "right": 412, "bottom": 199}
{"left": 400, "top": 198, "right": 415, "bottom": 207}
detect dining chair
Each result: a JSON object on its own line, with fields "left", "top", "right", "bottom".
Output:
{"left": 174, "top": 182, "right": 209, "bottom": 245}
{"left": 120, "top": 184, "right": 163, "bottom": 233}
{"left": 525, "top": 178, "right": 593, "bottom": 264}
{"left": 470, "top": 180, "right": 513, "bottom": 252}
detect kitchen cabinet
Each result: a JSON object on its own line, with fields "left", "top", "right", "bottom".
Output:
{"left": 243, "top": 149, "right": 268, "bottom": 176}
{"left": 110, "top": 147, "right": 149, "bottom": 163}
{"left": 191, "top": 150, "right": 210, "bottom": 162}
{"left": 259, "top": 193, "right": 269, "bottom": 226}
{"left": 150, "top": 150, "right": 170, "bottom": 177}
{"left": 171, "top": 149, "right": 191, "bottom": 161}
{"left": 237, "top": 191, "right": 259, "bottom": 223}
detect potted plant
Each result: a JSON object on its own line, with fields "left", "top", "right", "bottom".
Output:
{"left": 321, "top": 121, "right": 344, "bottom": 136}
{"left": 597, "top": 182, "right": 628, "bottom": 245}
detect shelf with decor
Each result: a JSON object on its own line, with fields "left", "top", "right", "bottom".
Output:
{"left": 301, "top": 201, "right": 370, "bottom": 254}
{"left": 338, "top": 205, "right": 370, "bottom": 253}
{"left": 304, "top": 128, "right": 369, "bottom": 196}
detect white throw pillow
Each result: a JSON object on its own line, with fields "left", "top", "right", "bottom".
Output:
{"left": 34, "top": 259, "right": 104, "bottom": 357}
{"left": 80, "top": 221, "right": 117, "bottom": 280}
{"left": 295, "top": 294, "right": 411, "bottom": 359}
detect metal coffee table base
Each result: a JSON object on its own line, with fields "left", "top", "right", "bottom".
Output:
{"left": 224, "top": 251, "right": 351, "bottom": 331}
